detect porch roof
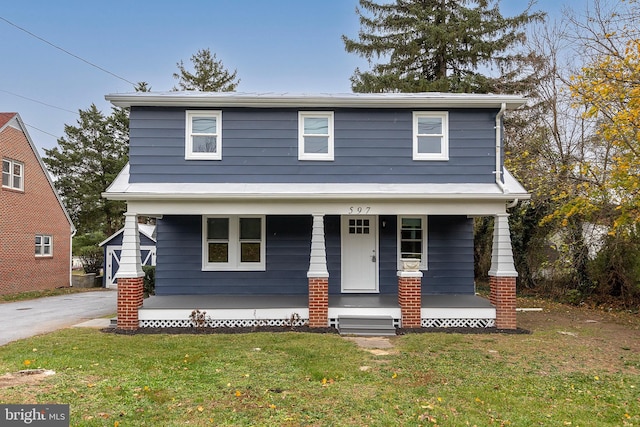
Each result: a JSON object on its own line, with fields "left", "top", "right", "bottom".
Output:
{"left": 104, "top": 164, "right": 529, "bottom": 202}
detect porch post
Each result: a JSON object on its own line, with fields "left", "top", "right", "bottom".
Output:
{"left": 398, "top": 260, "right": 422, "bottom": 328}
{"left": 308, "top": 214, "right": 329, "bottom": 328}
{"left": 115, "top": 212, "right": 144, "bottom": 330}
{"left": 488, "top": 213, "right": 518, "bottom": 329}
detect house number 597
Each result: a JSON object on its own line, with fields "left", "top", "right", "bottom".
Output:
{"left": 348, "top": 206, "right": 371, "bottom": 214}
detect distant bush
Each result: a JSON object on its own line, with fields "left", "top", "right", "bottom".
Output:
{"left": 79, "top": 246, "right": 103, "bottom": 275}
{"left": 142, "top": 265, "right": 155, "bottom": 297}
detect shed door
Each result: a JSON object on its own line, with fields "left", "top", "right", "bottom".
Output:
{"left": 105, "top": 246, "right": 156, "bottom": 288}
{"left": 341, "top": 216, "right": 378, "bottom": 293}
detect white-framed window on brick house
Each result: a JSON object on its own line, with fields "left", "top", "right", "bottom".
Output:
{"left": 412, "top": 112, "right": 449, "bottom": 160}
{"left": 397, "top": 216, "right": 428, "bottom": 270}
{"left": 202, "top": 216, "right": 265, "bottom": 271}
{"left": 2, "top": 158, "right": 24, "bottom": 190}
{"left": 185, "top": 110, "right": 222, "bottom": 160}
{"left": 298, "top": 111, "right": 334, "bottom": 161}
{"left": 35, "top": 234, "right": 53, "bottom": 257}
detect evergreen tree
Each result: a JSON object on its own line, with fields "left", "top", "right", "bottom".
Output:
{"left": 43, "top": 105, "right": 128, "bottom": 235}
{"left": 173, "top": 48, "right": 239, "bottom": 91}
{"left": 343, "top": 0, "right": 544, "bottom": 93}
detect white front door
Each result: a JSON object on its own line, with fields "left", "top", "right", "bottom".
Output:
{"left": 341, "top": 216, "right": 378, "bottom": 293}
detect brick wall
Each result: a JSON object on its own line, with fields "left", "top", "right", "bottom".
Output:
{"left": 398, "top": 275, "right": 422, "bottom": 328}
{"left": 117, "top": 277, "right": 143, "bottom": 330}
{"left": 489, "top": 275, "right": 517, "bottom": 329}
{"left": 0, "top": 123, "right": 72, "bottom": 295}
{"left": 308, "top": 277, "right": 328, "bottom": 328}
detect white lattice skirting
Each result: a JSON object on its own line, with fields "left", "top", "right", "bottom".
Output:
{"left": 140, "top": 318, "right": 308, "bottom": 328}
{"left": 138, "top": 317, "right": 494, "bottom": 329}
{"left": 421, "top": 318, "right": 495, "bottom": 328}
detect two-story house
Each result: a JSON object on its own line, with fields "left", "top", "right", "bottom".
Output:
{"left": 104, "top": 92, "right": 529, "bottom": 332}
{"left": 0, "top": 112, "right": 75, "bottom": 295}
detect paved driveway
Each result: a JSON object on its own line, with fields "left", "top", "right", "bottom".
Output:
{"left": 0, "top": 290, "right": 117, "bottom": 346}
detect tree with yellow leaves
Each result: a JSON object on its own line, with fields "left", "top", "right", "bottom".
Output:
{"left": 569, "top": 38, "right": 640, "bottom": 234}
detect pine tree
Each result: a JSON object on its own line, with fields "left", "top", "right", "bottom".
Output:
{"left": 343, "top": 0, "right": 544, "bottom": 93}
{"left": 43, "top": 105, "right": 128, "bottom": 235}
{"left": 173, "top": 48, "right": 239, "bottom": 92}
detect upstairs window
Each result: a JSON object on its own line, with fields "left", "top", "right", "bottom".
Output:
{"left": 397, "top": 216, "right": 427, "bottom": 270}
{"left": 2, "top": 158, "right": 24, "bottom": 191}
{"left": 298, "top": 112, "right": 334, "bottom": 161}
{"left": 186, "top": 111, "right": 222, "bottom": 160}
{"left": 413, "top": 112, "right": 449, "bottom": 161}
{"left": 203, "top": 216, "right": 265, "bottom": 271}
{"left": 35, "top": 235, "right": 52, "bottom": 257}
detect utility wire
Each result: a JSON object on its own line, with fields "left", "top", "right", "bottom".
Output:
{"left": 0, "top": 15, "right": 137, "bottom": 87}
{"left": 24, "top": 122, "right": 61, "bottom": 140}
{"left": 0, "top": 89, "right": 79, "bottom": 115}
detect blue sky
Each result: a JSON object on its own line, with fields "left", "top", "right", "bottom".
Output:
{"left": 0, "top": 0, "right": 587, "bottom": 153}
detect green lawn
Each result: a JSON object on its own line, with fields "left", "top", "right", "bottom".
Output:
{"left": 0, "top": 303, "right": 638, "bottom": 426}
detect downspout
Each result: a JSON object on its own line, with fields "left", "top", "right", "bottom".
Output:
{"left": 69, "top": 228, "right": 77, "bottom": 287}
{"left": 495, "top": 102, "right": 508, "bottom": 193}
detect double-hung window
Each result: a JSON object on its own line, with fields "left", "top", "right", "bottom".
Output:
{"left": 397, "top": 216, "right": 427, "bottom": 270}
{"left": 298, "top": 111, "right": 334, "bottom": 161}
{"left": 412, "top": 112, "right": 449, "bottom": 160}
{"left": 203, "top": 216, "right": 265, "bottom": 270}
{"left": 2, "top": 158, "right": 24, "bottom": 190}
{"left": 35, "top": 235, "right": 52, "bottom": 257}
{"left": 186, "top": 110, "right": 222, "bottom": 160}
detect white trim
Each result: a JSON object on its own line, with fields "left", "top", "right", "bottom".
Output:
{"left": 106, "top": 92, "right": 527, "bottom": 110}
{"left": 185, "top": 110, "right": 222, "bottom": 160}
{"left": 2, "top": 158, "right": 24, "bottom": 191}
{"left": 35, "top": 234, "right": 53, "bottom": 257}
{"left": 202, "top": 215, "right": 266, "bottom": 271}
{"left": 106, "top": 245, "right": 156, "bottom": 288}
{"left": 139, "top": 307, "right": 309, "bottom": 322}
{"left": 422, "top": 307, "right": 496, "bottom": 319}
{"left": 397, "top": 216, "right": 428, "bottom": 270}
{"left": 298, "top": 111, "right": 334, "bottom": 161}
{"left": 412, "top": 111, "right": 449, "bottom": 161}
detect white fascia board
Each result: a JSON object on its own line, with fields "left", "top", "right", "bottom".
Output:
{"left": 124, "top": 199, "right": 509, "bottom": 217}
{"left": 105, "top": 91, "right": 526, "bottom": 110}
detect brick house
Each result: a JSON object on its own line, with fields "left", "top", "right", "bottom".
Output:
{"left": 0, "top": 113, "right": 75, "bottom": 295}
{"left": 103, "top": 92, "right": 529, "bottom": 332}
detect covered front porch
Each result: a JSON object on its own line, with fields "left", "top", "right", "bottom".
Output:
{"left": 137, "top": 293, "right": 496, "bottom": 329}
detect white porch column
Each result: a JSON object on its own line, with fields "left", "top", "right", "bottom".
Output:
{"left": 115, "top": 212, "right": 144, "bottom": 279}
{"left": 488, "top": 213, "right": 517, "bottom": 330}
{"left": 115, "top": 212, "right": 144, "bottom": 330}
{"left": 308, "top": 214, "right": 329, "bottom": 328}
{"left": 488, "top": 213, "right": 517, "bottom": 277}
{"left": 307, "top": 214, "right": 329, "bottom": 278}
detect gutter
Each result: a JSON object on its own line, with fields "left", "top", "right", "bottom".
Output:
{"left": 495, "top": 102, "right": 508, "bottom": 194}
{"left": 69, "top": 228, "right": 77, "bottom": 287}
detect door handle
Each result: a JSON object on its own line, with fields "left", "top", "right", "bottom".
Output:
{"left": 371, "top": 255, "right": 376, "bottom": 262}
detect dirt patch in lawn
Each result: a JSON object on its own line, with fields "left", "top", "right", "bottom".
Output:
{"left": 0, "top": 369, "right": 56, "bottom": 389}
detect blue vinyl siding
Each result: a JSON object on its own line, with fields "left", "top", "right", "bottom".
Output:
{"left": 424, "top": 216, "right": 475, "bottom": 294}
{"left": 156, "top": 214, "right": 473, "bottom": 296}
{"left": 128, "top": 107, "right": 498, "bottom": 184}
{"left": 155, "top": 215, "right": 312, "bottom": 295}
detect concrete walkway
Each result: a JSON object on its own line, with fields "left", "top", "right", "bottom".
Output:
{"left": 0, "top": 290, "right": 117, "bottom": 346}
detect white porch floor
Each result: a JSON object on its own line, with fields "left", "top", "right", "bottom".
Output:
{"left": 137, "top": 294, "right": 496, "bottom": 328}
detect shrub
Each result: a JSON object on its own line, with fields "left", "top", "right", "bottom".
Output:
{"left": 79, "top": 246, "right": 103, "bottom": 274}
{"left": 142, "top": 265, "right": 155, "bottom": 297}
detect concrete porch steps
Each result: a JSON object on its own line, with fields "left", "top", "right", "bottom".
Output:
{"left": 337, "top": 315, "right": 396, "bottom": 336}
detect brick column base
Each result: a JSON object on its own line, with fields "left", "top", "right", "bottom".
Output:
{"left": 398, "top": 275, "right": 422, "bottom": 328}
{"left": 490, "top": 275, "right": 517, "bottom": 329}
{"left": 117, "top": 277, "right": 144, "bottom": 330}
{"left": 308, "top": 277, "right": 328, "bottom": 328}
